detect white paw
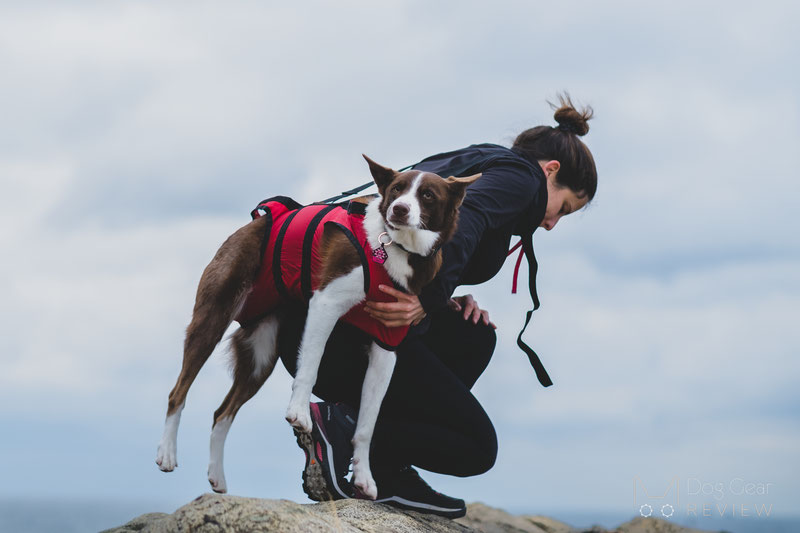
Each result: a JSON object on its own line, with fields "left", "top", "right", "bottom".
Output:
{"left": 156, "top": 442, "right": 177, "bottom": 472}
{"left": 208, "top": 465, "right": 227, "bottom": 494}
{"left": 353, "top": 465, "right": 377, "bottom": 500}
{"left": 285, "top": 401, "right": 312, "bottom": 433}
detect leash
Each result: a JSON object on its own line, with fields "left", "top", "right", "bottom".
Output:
{"left": 512, "top": 233, "right": 553, "bottom": 387}
{"left": 316, "top": 164, "right": 415, "bottom": 204}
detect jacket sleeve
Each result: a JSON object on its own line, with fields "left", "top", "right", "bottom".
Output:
{"left": 418, "top": 162, "right": 541, "bottom": 312}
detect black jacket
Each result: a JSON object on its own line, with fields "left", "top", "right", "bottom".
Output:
{"left": 409, "top": 143, "right": 553, "bottom": 387}
{"left": 411, "top": 143, "right": 547, "bottom": 312}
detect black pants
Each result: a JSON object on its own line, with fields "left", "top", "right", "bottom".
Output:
{"left": 278, "top": 305, "right": 498, "bottom": 477}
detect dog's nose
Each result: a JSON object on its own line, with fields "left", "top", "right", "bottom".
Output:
{"left": 392, "top": 203, "right": 410, "bottom": 218}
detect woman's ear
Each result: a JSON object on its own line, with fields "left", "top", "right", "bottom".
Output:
{"left": 541, "top": 160, "right": 561, "bottom": 179}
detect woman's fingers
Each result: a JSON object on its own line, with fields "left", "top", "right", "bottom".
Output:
{"left": 461, "top": 295, "right": 476, "bottom": 320}
{"left": 452, "top": 294, "right": 494, "bottom": 327}
{"left": 469, "top": 305, "right": 482, "bottom": 324}
{"left": 447, "top": 298, "right": 462, "bottom": 312}
{"left": 365, "top": 300, "right": 415, "bottom": 313}
{"left": 365, "top": 287, "right": 426, "bottom": 327}
{"left": 480, "top": 310, "right": 496, "bottom": 329}
{"left": 377, "top": 284, "right": 411, "bottom": 301}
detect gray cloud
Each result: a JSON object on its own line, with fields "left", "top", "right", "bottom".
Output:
{"left": 1, "top": 0, "right": 798, "bottom": 516}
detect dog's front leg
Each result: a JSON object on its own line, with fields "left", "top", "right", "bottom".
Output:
{"left": 352, "top": 342, "right": 396, "bottom": 500}
{"left": 286, "top": 267, "right": 365, "bottom": 433}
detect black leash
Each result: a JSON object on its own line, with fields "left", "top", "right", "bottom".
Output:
{"left": 517, "top": 232, "right": 553, "bottom": 387}
{"left": 316, "top": 164, "right": 414, "bottom": 204}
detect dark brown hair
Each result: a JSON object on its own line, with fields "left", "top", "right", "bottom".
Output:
{"left": 512, "top": 93, "right": 597, "bottom": 201}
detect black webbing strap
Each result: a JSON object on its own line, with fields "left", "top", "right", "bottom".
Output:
{"left": 272, "top": 209, "right": 301, "bottom": 302}
{"left": 517, "top": 232, "right": 553, "bottom": 387}
{"left": 316, "top": 164, "right": 414, "bottom": 204}
{"left": 326, "top": 221, "right": 371, "bottom": 294}
{"left": 317, "top": 182, "right": 376, "bottom": 204}
{"left": 300, "top": 205, "right": 338, "bottom": 301}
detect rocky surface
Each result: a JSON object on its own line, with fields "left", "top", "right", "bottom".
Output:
{"left": 102, "top": 493, "right": 721, "bottom": 533}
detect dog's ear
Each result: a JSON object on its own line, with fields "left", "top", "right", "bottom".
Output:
{"left": 363, "top": 154, "right": 396, "bottom": 192}
{"left": 445, "top": 173, "right": 481, "bottom": 206}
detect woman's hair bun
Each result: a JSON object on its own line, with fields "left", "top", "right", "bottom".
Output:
{"left": 552, "top": 93, "right": 593, "bottom": 136}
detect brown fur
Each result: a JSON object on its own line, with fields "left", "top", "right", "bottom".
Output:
{"left": 316, "top": 224, "right": 362, "bottom": 290}
{"left": 212, "top": 322, "right": 278, "bottom": 427}
{"left": 406, "top": 250, "right": 443, "bottom": 294}
{"left": 166, "top": 215, "right": 268, "bottom": 416}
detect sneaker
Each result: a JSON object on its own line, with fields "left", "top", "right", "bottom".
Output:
{"left": 373, "top": 466, "right": 467, "bottom": 519}
{"left": 293, "top": 401, "right": 357, "bottom": 501}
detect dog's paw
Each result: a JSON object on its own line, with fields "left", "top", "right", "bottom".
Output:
{"left": 156, "top": 442, "right": 177, "bottom": 472}
{"left": 207, "top": 466, "right": 227, "bottom": 494}
{"left": 285, "top": 402, "right": 312, "bottom": 433}
{"left": 353, "top": 471, "right": 378, "bottom": 500}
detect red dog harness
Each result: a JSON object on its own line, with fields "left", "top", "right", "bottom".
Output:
{"left": 235, "top": 196, "right": 409, "bottom": 350}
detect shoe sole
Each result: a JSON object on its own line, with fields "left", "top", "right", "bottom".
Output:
{"left": 376, "top": 496, "right": 467, "bottom": 519}
{"left": 294, "top": 403, "right": 352, "bottom": 501}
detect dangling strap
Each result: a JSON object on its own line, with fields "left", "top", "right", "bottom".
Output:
{"left": 507, "top": 239, "right": 524, "bottom": 294}
{"left": 516, "top": 233, "right": 553, "bottom": 387}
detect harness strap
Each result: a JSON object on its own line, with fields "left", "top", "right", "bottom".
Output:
{"left": 272, "top": 209, "right": 301, "bottom": 302}
{"left": 300, "top": 205, "right": 338, "bottom": 301}
{"left": 515, "top": 233, "right": 553, "bottom": 387}
{"left": 325, "top": 221, "right": 371, "bottom": 295}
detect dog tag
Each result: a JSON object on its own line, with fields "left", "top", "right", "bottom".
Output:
{"left": 372, "top": 232, "right": 392, "bottom": 264}
{"left": 372, "top": 245, "right": 388, "bottom": 264}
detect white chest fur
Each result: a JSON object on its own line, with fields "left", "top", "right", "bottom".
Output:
{"left": 362, "top": 199, "right": 428, "bottom": 291}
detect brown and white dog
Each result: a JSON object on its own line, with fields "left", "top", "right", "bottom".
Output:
{"left": 156, "top": 156, "right": 479, "bottom": 499}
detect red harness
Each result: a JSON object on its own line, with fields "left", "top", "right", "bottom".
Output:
{"left": 235, "top": 196, "right": 409, "bottom": 350}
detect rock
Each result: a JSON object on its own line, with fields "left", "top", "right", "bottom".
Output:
{"left": 455, "top": 502, "right": 567, "bottom": 532}
{"left": 614, "top": 516, "right": 716, "bottom": 533}
{"left": 102, "top": 494, "right": 724, "bottom": 533}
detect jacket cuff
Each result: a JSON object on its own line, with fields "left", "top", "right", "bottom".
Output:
{"left": 418, "top": 286, "right": 449, "bottom": 314}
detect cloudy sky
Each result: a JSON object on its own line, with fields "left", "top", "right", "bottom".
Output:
{"left": 1, "top": 0, "right": 798, "bottom": 530}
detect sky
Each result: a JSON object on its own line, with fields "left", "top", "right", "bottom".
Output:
{"left": 1, "top": 0, "right": 798, "bottom": 530}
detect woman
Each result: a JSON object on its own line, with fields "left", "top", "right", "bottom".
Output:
{"left": 277, "top": 95, "right": 597, "bottom": 518}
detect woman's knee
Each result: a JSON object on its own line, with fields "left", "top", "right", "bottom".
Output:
{"left": 457, "top": 425, "right": 498, "bottom": 477}
{"left": 472, "top": 321, "right": 497, "bottom": 365}
{"left": 476, "top": 423, "right": 498, "bottom": 474}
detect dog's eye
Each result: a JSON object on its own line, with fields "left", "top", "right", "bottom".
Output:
{"left": 421, "top": 190, "right": 434, "bottom": 201}
{"left": 391, "top": 184, "right": 403, "bottom": 193}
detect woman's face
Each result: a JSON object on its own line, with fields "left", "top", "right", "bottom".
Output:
{"left": 538, "top": 160, "right": 588, "bottom": 231}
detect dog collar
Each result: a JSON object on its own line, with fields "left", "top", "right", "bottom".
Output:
{"left": 373, "top": 229, "right": 441, "bottom": 261}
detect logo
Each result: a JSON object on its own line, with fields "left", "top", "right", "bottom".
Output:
{"left": 634, "top": 476, "right": 776, "bottom": 520}
{"left": 634, "top": 476, "right": 679, "bottom": 518}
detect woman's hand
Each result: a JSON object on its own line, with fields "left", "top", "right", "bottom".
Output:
{"left": 448, "top": 294, "right": 496, "bottom": 329}
{"left": 365, "top": 285, "right": 427, "bottom": 327}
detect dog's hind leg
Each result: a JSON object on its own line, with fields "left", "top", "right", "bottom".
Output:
{"left": 157, "top": 216, "right": 269, "bottom": 473}
{"left": 207, "top": 313, "right": 280, "bottom": 493}
{"left": 352, "top": 342, "right": 396, "bottom": 500}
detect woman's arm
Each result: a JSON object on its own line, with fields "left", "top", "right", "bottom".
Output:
{"left": 364, "top": 286, "right": 495, "bottom": 328}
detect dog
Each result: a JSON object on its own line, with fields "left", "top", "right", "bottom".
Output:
{"left": 156, "top": 155, "right": 479, "bottom": 499}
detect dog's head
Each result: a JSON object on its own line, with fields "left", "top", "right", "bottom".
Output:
{"left": 363, "top": 154, "right": 480, "bottom": 255}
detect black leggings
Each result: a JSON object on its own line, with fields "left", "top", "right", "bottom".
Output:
{"left": 277, "top": 305, "right": 498, "bottom": 477}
